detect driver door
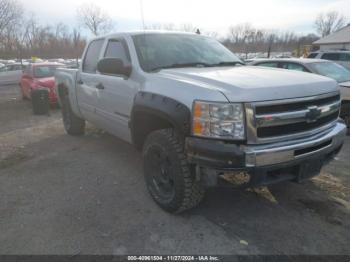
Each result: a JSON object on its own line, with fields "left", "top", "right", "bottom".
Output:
{"left": 94, "top": 38, "right": 138, "bottom": 142}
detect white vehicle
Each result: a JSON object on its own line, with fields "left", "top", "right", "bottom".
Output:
{"left": 250, "top": 58, "right": 350, "bottom": 128}
{"left": 55, "top": 32, "right": 346, "bottom": 213}
{"left": 0, "top": 63, "right": 26, "bottom": 86}
{"left": 308, "top": 50, "right": 350, "bottom": 70}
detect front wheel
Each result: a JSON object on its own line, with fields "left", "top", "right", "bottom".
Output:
{"left": 143, "top": 129, "right": 205, "bottom": 213}
{"left": 343, "top": 115, "right": 350, "bottom": 135}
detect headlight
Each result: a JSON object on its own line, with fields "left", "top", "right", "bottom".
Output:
{"left": 192, "top": 101, "right": 245, "bottom": 140}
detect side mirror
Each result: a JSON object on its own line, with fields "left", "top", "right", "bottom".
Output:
{"left": 97, "top": 58, "right": 131, "bottom": 78}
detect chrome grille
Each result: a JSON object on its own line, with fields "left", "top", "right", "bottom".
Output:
{"left": 245, "top": 92, "right": 341, "bottom": 144}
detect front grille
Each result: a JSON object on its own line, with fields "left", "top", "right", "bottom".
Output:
{"left": 257, "top": 111, "right": 339, "bottom": 138}
{"left": 256, "top": 95, "right": 340, "bottom": 115}
{"left": 246, "top": 93, "right": 341, "bottom": 144}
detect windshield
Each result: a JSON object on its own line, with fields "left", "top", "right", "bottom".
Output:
{"left": 309, "top": 62, "right": 350, "bottom": 83}
{"left": 132, "top": 34, "right": 242, "bottom": 72}
{"left": 34, "top": 66, "right": 59, "bottom": 78}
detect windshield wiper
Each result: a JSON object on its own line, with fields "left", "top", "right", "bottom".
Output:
{"left": 207, "top": 61, "right": 244, "bottom": 67}
{"left": 149, "top": 61, "right": 244, "bottom": 72}
{"left": 150, "top": 62, "right": 211, "bottom": 72}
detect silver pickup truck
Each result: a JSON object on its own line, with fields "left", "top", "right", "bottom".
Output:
{"left": 55, "top": 32, "right": 346, "bottom": 213}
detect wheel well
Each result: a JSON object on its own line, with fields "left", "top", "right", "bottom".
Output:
{"left": 341, "top": 100, "right": 350, "bottom": 116}
{"left": 132, "top": 111, "right": 174, "bottom": 149}
{"left": 57, "top": 84, "right": 68, "bottom": 99}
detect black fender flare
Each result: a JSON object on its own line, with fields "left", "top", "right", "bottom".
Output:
{"left": 130, "top": 92, "right": 192, "bottom": 148}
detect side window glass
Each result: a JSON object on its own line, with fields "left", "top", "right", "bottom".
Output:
{"left": 24, "top": 66, "right": 31, "bottom": 75}
{"left": 307, "top": 53, "right": 318, "bottom": 58}
{"left": 83, "top": 39, "right": 104, "bottom": 73}
{"left": 104, "top": 39, "right": 130, "bottom": 65}
{"left": 257, "top": 62, "right": 279, "bottom": 68}
{"left": 340, "top": 54, "right": 350, "bottom": 62}
{"left": 13, "top": 65, "right": 22, "bottom": 71}
{"left": 322, "top": 53, "right": 340, "bottom": 61}
{"left": 284, "top": 63, "right": 307, "bottom": 72}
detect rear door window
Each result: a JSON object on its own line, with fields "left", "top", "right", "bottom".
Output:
{"left": 321, "top": 53, "right": 341, "bottom": 61}
{"left": 83, "top": 39, "right": 104, "bottom": 73}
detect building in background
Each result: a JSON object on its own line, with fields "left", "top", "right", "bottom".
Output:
{"left": 313, "top": 24, "right": 350, "bottom": 51}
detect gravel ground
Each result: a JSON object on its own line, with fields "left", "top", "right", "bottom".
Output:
{"left": 0, "top": 84, "right": 349, "bottom": 255}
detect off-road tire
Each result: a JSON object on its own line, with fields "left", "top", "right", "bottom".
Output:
{"left": 344, "top": 115, "right": 350, "bottom": 135}
{"left": 61, "top": 93, "right": 85, "bottom": 136}
{"left": 143, "top": 129, "right": 205, "bottom": 213}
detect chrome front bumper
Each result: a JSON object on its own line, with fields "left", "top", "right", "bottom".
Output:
{"left": 244, "top": 121, "right": 346, "bottom": 167}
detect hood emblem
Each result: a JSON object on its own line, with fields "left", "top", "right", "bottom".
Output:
{"left": 306, "top": 106, "right": 322, "bottom": 123}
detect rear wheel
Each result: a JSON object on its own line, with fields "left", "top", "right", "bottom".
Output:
{"left": 143, "top": 129, "right": 205, "bottom": 213}
{"left": 61, "top": 92, "right": 85, "bottom": 135}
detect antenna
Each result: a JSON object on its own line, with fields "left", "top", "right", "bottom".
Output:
{"left": 140, "top": 0, "right": 146, "bottom": 30}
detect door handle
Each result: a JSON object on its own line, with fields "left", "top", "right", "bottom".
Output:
{"left": 96, "top": 83, "right": 105, "bottom": 90}
{"left": 77, "top": 79, "right": 84, "bottom": 85}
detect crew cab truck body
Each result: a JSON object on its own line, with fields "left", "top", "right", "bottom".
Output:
{"left": 55, "top": 32, "right": 346, "bottom": 213}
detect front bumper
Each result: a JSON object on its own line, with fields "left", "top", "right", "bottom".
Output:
{"left": 186, "top": 121, "right": 346, "bottom": 187}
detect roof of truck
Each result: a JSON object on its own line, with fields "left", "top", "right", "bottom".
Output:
{"left": 101, "top": 30, "right": 200, "bottom": 38}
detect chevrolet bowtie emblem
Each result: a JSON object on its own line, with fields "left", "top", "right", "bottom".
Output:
{"left": 306, "top": 106, "right": 322, "bottom": 123}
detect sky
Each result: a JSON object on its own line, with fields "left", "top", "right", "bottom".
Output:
{"left": 19, "top": 0, "right": 350, "bottom": 37}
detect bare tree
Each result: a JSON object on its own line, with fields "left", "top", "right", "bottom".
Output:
{"left": 178, "top": 23, "right": 196, "bottom": 32}
{"left": 72, "top": 27, "right": 83, "bottom": 62}
{"left": 145, "top": 23, "right": 177, "bottom": 31}
{"left": 315, "top": 11, "right": 346, "bottom": 37}
{"left": 0, "top": 0, "right": 22, "bottom": 33}
{"left": 77, "top": 3, "right": 114, "bottom": 36}
{"left": 145, "top": 23, "right": 200, "bottom": 33}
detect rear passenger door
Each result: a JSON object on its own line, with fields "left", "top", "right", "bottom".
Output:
{"left": 77, "top": 38, "right": 105, "bottom": 124}
{"left": 94, "top": 38, "right": 138, "bottom": 142}
{"left": 0, "top": 65, "right": 11, "bottom": 85}
{"left": 0, "top": 65, "right": 21, "bottom": 85}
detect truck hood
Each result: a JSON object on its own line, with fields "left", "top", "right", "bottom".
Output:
{"left": 157, "top": 66, "right": 338, "bottom": 102}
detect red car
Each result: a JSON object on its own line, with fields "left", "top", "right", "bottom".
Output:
{"left": 20, "top": 63, "right": 64, "bottom": 105}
